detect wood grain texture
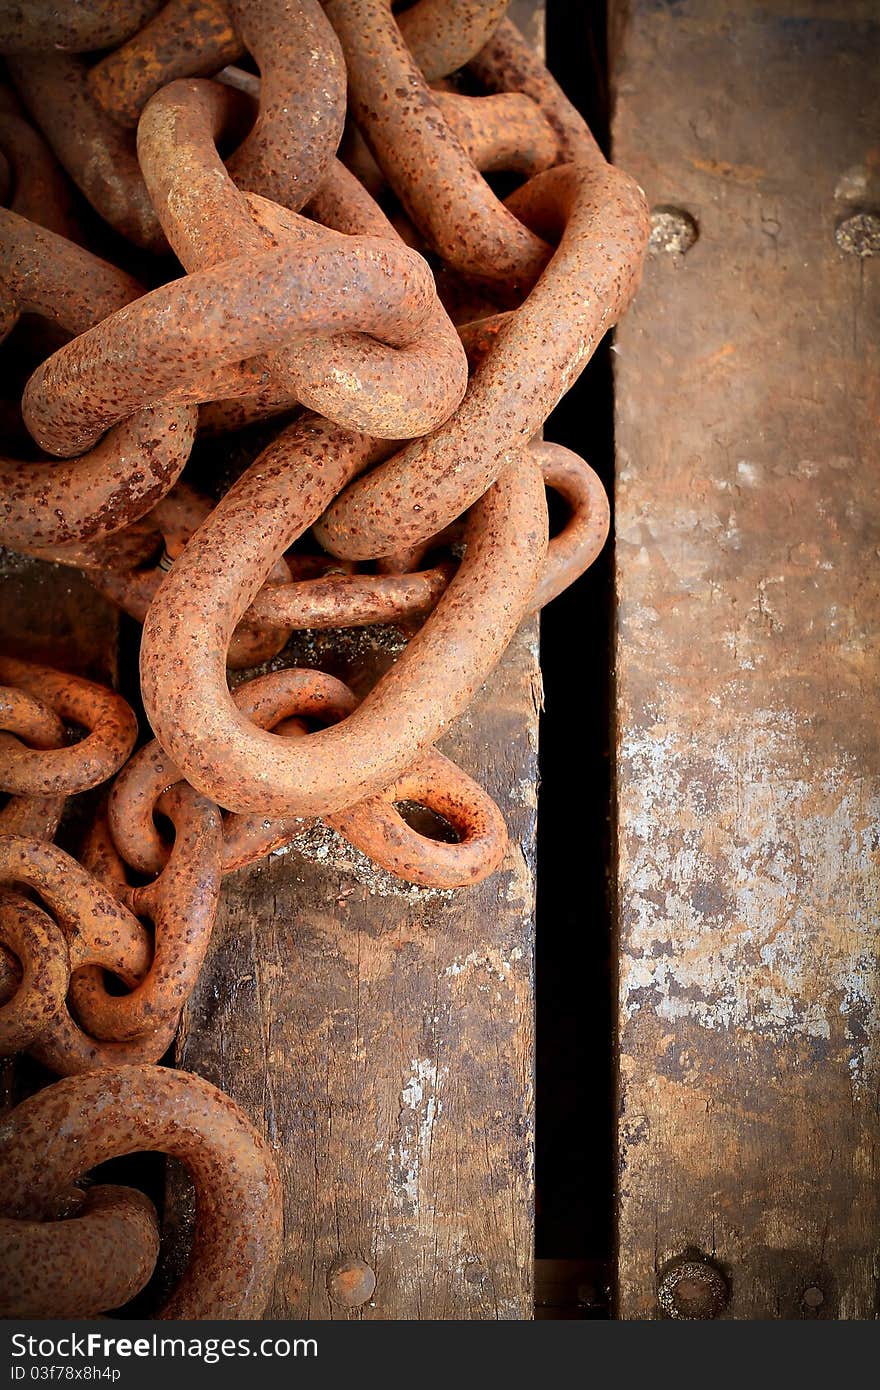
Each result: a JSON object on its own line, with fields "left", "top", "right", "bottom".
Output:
{"left": 172, "top": 621, "right": 540, "bottom": 1320}
{"left": 612, "top": 0, "right": 880, "bottom": 1319}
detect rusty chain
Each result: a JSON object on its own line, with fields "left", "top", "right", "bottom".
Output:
{"left": 0, "top": 0, "right": 646, "bottom": 1318}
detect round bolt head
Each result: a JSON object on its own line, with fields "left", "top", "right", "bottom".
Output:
{"left": 657, "top": 1257, "right": 728, "bottom": 1319}
{"left": 802, "top": 1284, "right": 824, "bottom": 1309}
{"left": 835, "top": 211, "right": 880, "bottom": 257}
{"left": 327, "top": 1256, "right": 376, "bottom": 1308}
{"left": 649, "top": 206, "right": 699, "bottom": 256}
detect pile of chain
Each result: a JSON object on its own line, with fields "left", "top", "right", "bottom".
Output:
{"left": 0, "top": 0, "right": 648, "bottom": 1320}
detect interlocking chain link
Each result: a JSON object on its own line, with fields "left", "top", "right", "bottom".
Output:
{"left": 0, "top": 0, "right": 647, "bottom": 1318}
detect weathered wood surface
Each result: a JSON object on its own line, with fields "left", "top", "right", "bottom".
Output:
{"left": 612, "top": 0, "right": 880, "bottom": 1318}
{"left": 172, "top": 623, "right": 540, "bottom": 1320}
{"left": 0, "top": 553, "right": 118, "bottom": 684}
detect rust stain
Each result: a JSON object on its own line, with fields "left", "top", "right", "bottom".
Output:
{"left": 689, "top": 156, "right": 765, "bottom": 183}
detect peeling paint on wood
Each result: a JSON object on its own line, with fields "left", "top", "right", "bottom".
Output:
{"left": 613, "top": 0, "right": 880, "bottom": 1319}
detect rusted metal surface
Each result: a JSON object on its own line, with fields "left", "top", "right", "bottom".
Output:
{"left": 530, "top": 441, "right": 609, "bottom": 611}
{"left": 329, "top": 745, "right": 508, "bottom": 889}
{"left": 89, "top": 0, "right": 244, "bottom": 128}
{"left": 433, "top": 89, "right": 558, "bottom": 179}
{"left": 326, "top": 0, "right": 550, "bottom": 287}
{"left": 170, "top": 619, "right": 540, "bottom": 1318}
{"left": 470, "top": 17, "right": 603, "bottom": 167}
{"left": 0, "top": 1064, "right": 283, "bottom": 1317}
{"left": 0, "top": 656, "right": 137, "bottom": 795}
{"left": 397, "top": 0, "right": 509, "bottom": 81}
{"left": 315, "top": 161, "right": 647, "bottom": 559}
{"left": 22, "top": 227, "right": 444, "bottom": 454}
{"left": 140, "top": 426, "right": 547, "bottom": 817}
{"left": 7, "top": 52, "right": 167, "bottom": 251}
{"left": 0, "top": 889, "right": 69, "bottom": 1054}
{"left": 0, "top": 208, "right": 197, "bottom": 553}
{"left": 0, "top": 207, "right": 140, "bottom": 338}
{"left": 613, "top": 0, "right": 880, "bottom": 1320}
{"left": 225, "top": 0, "right": 345, "bottom": 211}
{"left": 0, "top": 1183, "right": 161, "bottom": 1319}
{"left": 0, "top": 835, "right": 154, "bottom": 1069}
{"left": 0, "top": 1, "right": 163, "bottom": 54}
{"left": 109, "top": 668, "right": 508, "bottom": 888}
{"left": 70, "top": 786, "right": 222, "bottom": 1044}
{"left": 0, "top": 97, "right": 82, "bottom": 240}
{"left": 136, "top": 83, "right": 468, "bottom": 437}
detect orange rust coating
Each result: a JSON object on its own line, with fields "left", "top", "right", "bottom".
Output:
{"left": 89, "top": 481, "right": 449, "bottom": 643}
{"left": 136, "top": 82, "right": 467, "bottom": 438}
{"left": 470, "top": 17, "right": 604, "bottom": 167}
{"left": 0, "top": 108, "right": 82, "bottom": 240}
{"left": 329, "top": 747, "right": 508, "bottom": 889}
{"left": 0, "top": 403, "right": 197, "bottom": 554}
{"left": 0, "top": 684, "right": 67, "bottom": 849}
{"left": 0, "top": 889, "right": 168, "bottom": 1073}
{"left": 396, "top": 0, "right": 509, "bottom": 81}
{"left": 110, "top": 669, "right": 356, "bottom": 874}
{"left": 0, "top": 889, "right": 68, "bottom": 1054}
{"left": 0, "top": 207, "right": 141, "bottom": 336}
{"left": 529, "top": 440, "right": 610, "bottom": 610}
{"left": 27, "top": 515, "right": 166, "bottom": 575}
{"left": 0, "top": 835, "right": 175, "bottom": 1071}
{"left": 0, "top": 1064, "right": 283, "bottom": 1318}
{"left": 0, "top": 657, "right": 137, "bottom": 797}
{"left": 0, "top": 837, "right": 152, "bottom": 985}
{"left": 88, "top": 0, "right": 244, "bottom": 128}
{"left": 22, "top": 231, "right": 440, "bottom": 457}
{"left": 109, "top": 670, "right": 508, "bottom": 887}
{"left": 0, "top": 1185, "right": 160, "bottom": 1319}
{"left": 324, "top": 0, "right": 550, "bottom": 287}
{"left": 248, "top": 564, "right": 455, "bottom": 631}
{"left": 432, "top": 89, "right": 559, "bottom": 178}
{"left": 21, "top": 814, "right": 179, "bottom": 1076}
{"left": 69, "top": 783, "right": 222, "bottom": 1045}
{"left": 0, "top": 210, "right": 196, "bottom": 554}
{"left": 265, "top": 80, "right": 559, "bottom": 198}
{"left": 225, "top": 0, "right": 346, "bottom": 211}
{"left": 86, "top": 482, "right": 292, "bottom": 670}
{"left": 0, "top": 2, "right": 163, "bottom": 53}
{"left": 0, "top": 685, "right": 65, "bottom": 751}
{"left": 314, "top": 161, "right": 648, "bottom": 560}
{"left": 91, "top": 438, "right": 606, "bottom": 663}
{"left": 140, "top": 417, "right": 547, "bottom": 819}
{"left": 7, "top": 53, "right": 167, "bottom": 252}
{"left": 0, "top": 793, "right": 66, "bottom": 841}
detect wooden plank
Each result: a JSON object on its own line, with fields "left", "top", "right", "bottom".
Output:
{"left": 172, "top": 622, "right": 539, "bottom": 1320}
{"left": 612, "top": 0, "right": 880, "bottom": 1319}
{"left": 0, "top": 551, "right": 118, "bottom": 684}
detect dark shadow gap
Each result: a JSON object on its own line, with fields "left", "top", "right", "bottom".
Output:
{"left": 535, "top": 0, "right": 614, "bottom": 1318}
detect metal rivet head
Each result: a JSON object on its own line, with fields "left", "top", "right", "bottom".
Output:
{"left": 657, "top": 1256, "right": 728, "bottom": 1319}
{"left": 835, "top": 211, "right": 880, "bottom": 257}
{"left": 649, "top": 206, "right": 699, "bottom": 256}
{"left": 327, "top": 1256, "right": 376, "bottom": 1308}
{"left": 802, "top": 1285, "right": 824, "bottom": 1308}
